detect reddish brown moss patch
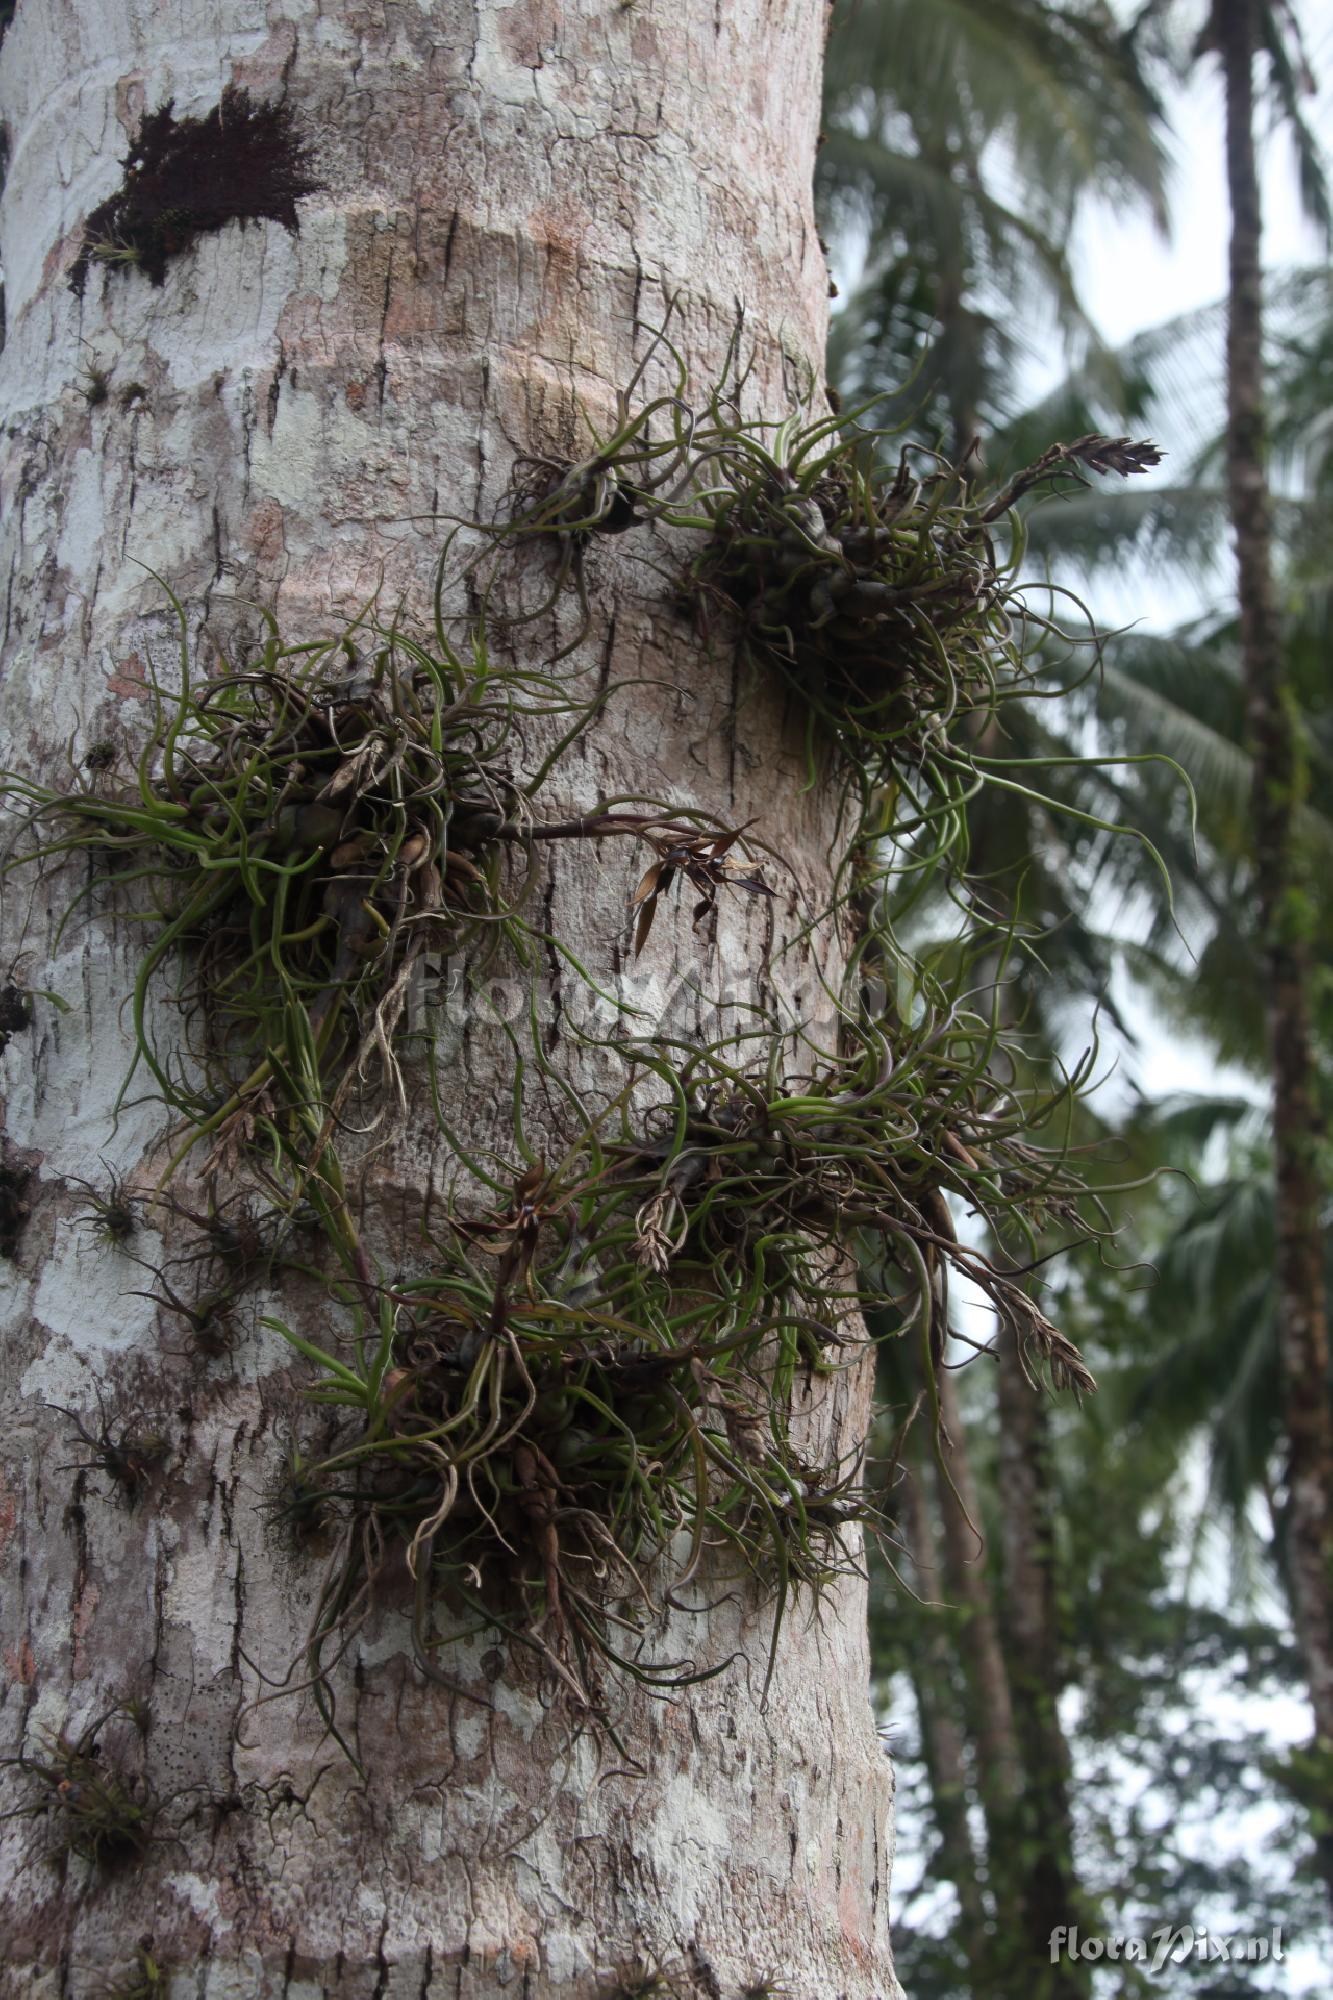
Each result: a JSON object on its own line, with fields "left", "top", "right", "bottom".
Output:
{"left": 70, "top": 86, "right": 320, "bottom": 293}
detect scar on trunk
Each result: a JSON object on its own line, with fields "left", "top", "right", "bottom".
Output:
{"left": 0, "top": 1141, "right": 33, "bottom": 1259}
{"left": 0, "top": 979, "right": 31, "bottom": 1053}
{"left": 69, "top": 86, "right": 321, "bottom": 294}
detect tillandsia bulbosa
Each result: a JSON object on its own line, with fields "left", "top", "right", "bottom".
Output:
{"left": 97, "top": 1945, "right": 171, "bottom": 2000}
{"left": 0, "top": 1711, "right": 158, "bottom": 1867}
{"left": 3, "top": 609, "right": 532, "bottom": 1188}
{"left": 51, "top": 1391, "right": 170, "bottom": 1504}
{"left": 0, "top": 321, "right": 1185, "bottom": 1746}
{"left": 0, "top": 598, "right": 769, "bottom": 1219}
{"left": 251, "top": 978, "right": 1114, "bottom": 1757}
{"left": 461, "top": 312, "right": 1158, "bottom": 748}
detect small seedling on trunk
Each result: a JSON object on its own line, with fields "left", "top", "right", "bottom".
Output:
{"left": 4, "top": 1717, "right": 157, "bottom": 1867}
{"left": 52, "top": 1395, "right": 169, "bottom": 1502}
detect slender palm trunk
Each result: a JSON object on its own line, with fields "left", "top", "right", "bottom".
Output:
{"left": 934, "top": 1367, "right": 1021, "bottom": 1808}
{"left": 994, "top": 1335, "right": 1090, "bottom": 1999}
{"left": 905, "top": 113, "right": 979, "bottom": 466}
{"left": 922, "top": 1376, "right": 1029, "bottom": 1988}
{"left": 897, "top": 1462, "right": 991, "bottom": 1972}
{"left": 1215, "top": 0, "right": 1333, "bottom": 1777}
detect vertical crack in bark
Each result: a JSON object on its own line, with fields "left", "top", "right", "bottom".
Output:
{"left": 267, "top": 342, "right": 285, "bottom": 434}
{"left": 375, "top": 247, "right": 394, "bottom": 410}
{"left": 416, "top": 1940, "right": 434, "bottom": 1999}
{"left": 229, "top": 1545, "right": 247, "bottom": 1679}
{"left": 149, "top": 1534, "right": 169, "bottom": 1682}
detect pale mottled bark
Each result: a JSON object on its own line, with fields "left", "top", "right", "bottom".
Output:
{"left": 0, "top": 2, "right": 899, "bottom": 1994}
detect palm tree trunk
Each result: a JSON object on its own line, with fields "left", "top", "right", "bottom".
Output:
{"left": 935, "top": 1365, "right": 1022, "bottom": 1816}
{"left": 995, "top": 1334, "right": 1091, "bottom": 1999}
{"left": 916, "top": 1379, "right": 1030, "bottom": 1992}
{"left": 897, "top": 1462, "right": 991, "bottom": 1965}
{"left": 0, "top": 2, "right": 900, "bottom": 1991}
{"left": 1214, "top": 0, "right": 1333, "bottom": 1772}
{"left": 934, "top": 1364, "right": 1032, "bottom": 1990}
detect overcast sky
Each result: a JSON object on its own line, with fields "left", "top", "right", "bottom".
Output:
{"left": 1076, "top": 4, "right": 1333, "bottom": 343}
{"left": 1053, "top": 7, "right": 1332, "bottom": 1100}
